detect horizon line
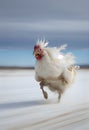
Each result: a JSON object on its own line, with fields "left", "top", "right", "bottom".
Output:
{"left": 0, "top": 65, "right": 89, "bottom": 69}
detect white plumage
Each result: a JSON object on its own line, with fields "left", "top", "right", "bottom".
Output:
{"left": 34, "top": 40, "right": 79, "bottom": 101}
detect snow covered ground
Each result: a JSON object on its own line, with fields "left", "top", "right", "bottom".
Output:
{"left": 0, "top": 69, "right": 89, "bottom": 130}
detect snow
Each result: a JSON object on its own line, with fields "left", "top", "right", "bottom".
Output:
{"left": 0, "top": 69, "right": 89, "bottom": 130}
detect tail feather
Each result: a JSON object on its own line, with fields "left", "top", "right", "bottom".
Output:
{"left": 58, "top": 44, "right": 67, "bottom": 51}
{"left": 74, "top": 65, "right": 80, "bottom": 70}
{"left": 64, "top": 53, "right": 75, "bottom": 66}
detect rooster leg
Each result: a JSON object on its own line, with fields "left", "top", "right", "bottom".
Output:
{"left": 58, "top": 93, "right": 61, "bottom": 102}
{"left": 58, "top": 90, "right": 62, "bottom": 102}
{"left": 40, "top": 81, "right": 48, "bottom": 99}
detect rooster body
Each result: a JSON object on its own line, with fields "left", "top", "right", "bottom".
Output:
{"left": 34, "top": 40, "right": 78, "bottom": 101}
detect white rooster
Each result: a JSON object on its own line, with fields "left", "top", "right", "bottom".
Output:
{"left": 33, "top": 40, "right": 79, "bottom": 101}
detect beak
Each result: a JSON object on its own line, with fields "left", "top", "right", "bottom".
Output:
{"left": 33, "top": 50, "right": 40, "bottom": 58}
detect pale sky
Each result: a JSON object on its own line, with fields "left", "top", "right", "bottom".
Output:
{"left": 0, "top": 0, "right": 89, "bottom": 49}
{"left": 0, "top": 0, "right": 89, "bottom": 66}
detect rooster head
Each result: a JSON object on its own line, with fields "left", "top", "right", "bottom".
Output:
{"left": 33, "top": 40, "right": 48, "bottom": 60}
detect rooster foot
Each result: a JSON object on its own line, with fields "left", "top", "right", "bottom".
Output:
{"left": 43, "top": 91, "right": 48, "bottom": 99}
{"left": 41, "top": 88, "right": 48, "bottom": 99}
{"left": 58, "top": 93, "right": 61, "bottom": 102}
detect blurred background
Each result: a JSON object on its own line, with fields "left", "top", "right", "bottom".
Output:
{"left": 0, "top": 1, "right": 89, "bottom": 129}
{"left": 0, "top": 0, "right": 89, "bottom": 68}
